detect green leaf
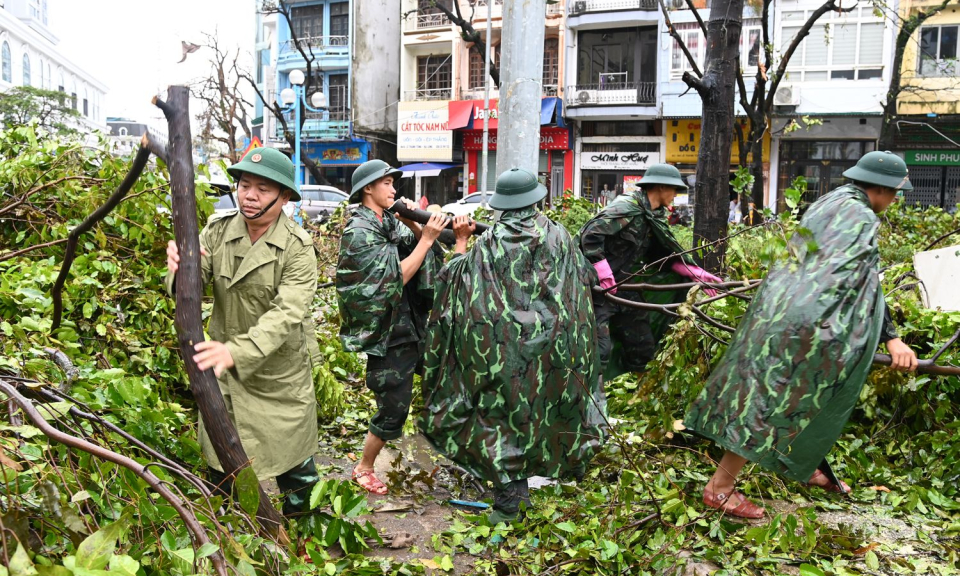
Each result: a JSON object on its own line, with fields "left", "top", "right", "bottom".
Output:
{"left": 799, "top": 564, "right": 825, "bottom": 576}
{"left": 554, "top": 522, "right": 576, "bottom": 533}
{"left": 75, "top": 517, "right": 127, "bottom": 570}
{"left": 8, "top": 543, "right": 38, "bottom": 576}
{"left": 439, "top": 555, "right": 454, "bottom": 571}
{"left": 196, "top": 542, "right": 220, "bottom": 559}
{"left": 235, "top": 466, "right": 260, "bottom": 517}
{"left": 108, "top": 555, "right": 139, "bottom": 576}
{"left": 35, "top": 567, "right": 71, "bottom": 576}
{"left": 865, "top": 551, "right": 880, "bottom": 570}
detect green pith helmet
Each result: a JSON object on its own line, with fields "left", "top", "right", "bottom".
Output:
{"left": 639, "top": 163, "right": 688, "bottom": 190}
{"left": 488, "top": 167, "right": 547, "bottom": 210}
{"left": 227, "top": 147, "right": 300, "bottom": 201}
{"left": 842, "top": 151, "right": 913, "bottom": 191}
{"left": 350, "top": 159, "right": 403, "bottom": 202}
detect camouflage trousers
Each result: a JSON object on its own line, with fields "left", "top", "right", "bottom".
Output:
{"left": 593, "top": 296, "right": 656, "bottom": 372}
{"left": 366, "top": 341, "right": 421, "bottom": 441}
{"left": 208, "top": 457, "right": 318, "bottom": 517}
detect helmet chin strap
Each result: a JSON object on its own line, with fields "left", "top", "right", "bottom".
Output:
{"left": 242, "top": 195, "right": 281, "bottom": 220}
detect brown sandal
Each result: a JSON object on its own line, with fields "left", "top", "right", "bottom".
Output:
{"left": 806, "top": 470, "right": 851, "bottom": 494}
{"left": 703, "top": 489, "right": 765, "bottom": 519}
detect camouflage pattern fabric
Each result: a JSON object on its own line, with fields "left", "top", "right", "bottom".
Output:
{"left": 418, "top": 206, "right": 606, "bottom": 487}
{"left": 366, "top": 342, "right": 421, "bottom": 441}
{"left": 577, "top": 191, "right": 693, "bottom": 378}
{"left": 684, "top": 185, "right": 899, "bottom": 483}
{"left": 336, "top": 206, "right": 436, "bottom": 356}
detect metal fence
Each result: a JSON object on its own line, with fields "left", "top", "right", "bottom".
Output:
{"left": 406, "top": 12, "right": 450, "bottom": 30}
{"left": 404, "top": 88, "right": 453, "bottom": 101}
{"left": 282, "top": 36, "right": 349, "bottom": 52}
{"left": 568, "top": 0, "right": 656, "bottom": 15}
{"left": 564, "top": 81, "right": 657, "bottom": 106}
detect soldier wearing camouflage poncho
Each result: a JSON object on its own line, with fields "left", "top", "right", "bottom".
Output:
{"left": 337, "top": 159, "right": 448, "bottom": 495}
{"left": 419, "top": 168, "right": 606, "bottom": 522}
{"left": 578, "top": 164, "right": 722, "bottom": 377}
{"left": 684, "top": 151, "right": 919, "bottom": 519}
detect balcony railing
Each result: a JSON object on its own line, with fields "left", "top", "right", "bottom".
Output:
{"left": 404, "top": 88, "right": 453, "bottom": 101}
{"left": 568, "top": 0, "right": 656, "bottom": 15}
{"left": 546, "top": 2, "right": 563, "bottom": 15}
{"left": 564, "top": 81, "right": 656, "bottom": 107}
{"left": 469, "top": 0, "right": 503, "bottom": 6}
{"left": 459, "top": 85, "right": 557, "bottom": 100}
{"left": 282, "top": 36, "right": 349, "bottom": 52}
{"left": 406, "top": 11, "right": 451, "bottom": 30}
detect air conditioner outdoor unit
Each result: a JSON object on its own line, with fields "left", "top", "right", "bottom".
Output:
{"left": 573, "top": 0, "right": 586, "bottom": 13}
{"left": 773, "top": 84, "right": 800, "bottom": 106}
{"left": 577, "top": 90, "right": 591, "bottom": 104}
{"left": 670, "top": 0, "right": 685, "bottom": 8}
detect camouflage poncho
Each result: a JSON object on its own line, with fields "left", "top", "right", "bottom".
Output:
{"left": 336, "top": 206, "right": 436, "bottom": 356}
{"left": 419, "top": 206, "right": 606, "bottom": 486}
{"left": 578, "top": 191, "right": 694, "bottom": 377}
{"left": 684, "top": 185, "right": 899, "bottom": 483}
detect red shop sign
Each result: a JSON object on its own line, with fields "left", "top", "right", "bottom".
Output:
{"left": 462, "top": 127, "right": 570, "bottom": 151}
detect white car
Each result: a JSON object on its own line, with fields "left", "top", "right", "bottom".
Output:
{"left": 441, "top": 192, "right": 494, "bottom": 217}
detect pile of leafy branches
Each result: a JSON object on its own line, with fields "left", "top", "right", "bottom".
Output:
{"left": 0, "top": 127, "right": 408, "bottom": 575}
{"left": 427, "top": 184, "right": 960, "bottom": 575}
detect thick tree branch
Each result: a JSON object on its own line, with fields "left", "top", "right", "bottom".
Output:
{"left": 50, "top": 146, "right": 152, "bottom": 331}
{"left": 0, "top": 379, "right": 228, "bottom": 576}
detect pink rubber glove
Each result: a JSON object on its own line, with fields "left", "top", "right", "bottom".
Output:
{"left": 670, "top": 261, "right": 721, "bottom": 297}
{"left": 593, "top": 259, "right": 617, "bottom": 295}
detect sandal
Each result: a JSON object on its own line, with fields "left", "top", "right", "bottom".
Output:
{"left": 352, "top": 468, "right": 388, "bottom": 495}
{"left": 703, "top": 489, "right": 765, "bottom": 519}
{"left": 806, "top": 469, "right": 851, "bottom": 494}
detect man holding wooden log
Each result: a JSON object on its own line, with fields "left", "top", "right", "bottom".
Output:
{"left": 336, "top": 159, "right": 448, "bottom": 495}
{"left": 165, "top": 147, "right": 320, "bottom": 516}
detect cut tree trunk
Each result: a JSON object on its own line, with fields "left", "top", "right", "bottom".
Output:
{"left": 154, "top": 86, "right": 286, "bottom": 540}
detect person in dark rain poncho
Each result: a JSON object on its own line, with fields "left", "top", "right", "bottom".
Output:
{"left": 419, "top": 168, "right": 606, "bottom": 522}
{"left": 684, "top": 151, "right": 919, "bottom": 519}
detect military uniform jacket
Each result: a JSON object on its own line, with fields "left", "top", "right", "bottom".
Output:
{"left": 577, "top": 191, "right": 694, "bottom": 378}
{"left": 166, "top": 211, "right": 319, "bottom": 479}
{"left": 684, "top": 185, "right": 899, "bottom": 483}
{"left": 418, "top": 206, "right": 606, "bottom": 486}
{"left": 578, "top": 191, "right": 692, "bottom": 279}
{"left": 336, "top": 206, "right": 436, "bottom": 356}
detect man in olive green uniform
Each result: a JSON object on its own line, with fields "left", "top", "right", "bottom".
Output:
{"left": 166, "top": 148, "right": 319, "bottom": 516}
{"left": 337, "top": 159, "right": 447, "bottom": 495}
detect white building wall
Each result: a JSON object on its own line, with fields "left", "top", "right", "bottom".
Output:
{"left": 0, "top": 5, "right": 107, "bottom": 133}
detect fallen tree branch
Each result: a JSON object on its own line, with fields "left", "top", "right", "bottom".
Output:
{"left": 923, "top": 225, "right": 960, "bottom": 252}
{"left": 142, "top": 132, "right": 169, "bottom": 164}
{"left": 50, "top": 146, "right": 152, "bottom": 331}
{"left": 0, "top": 237, "right": 68, "bottom": 264}
{"left": 0, "top": 379, "right": 229, "bottom": 576}
{"left": 43, "top": 347, "right": 78, "bottom": 393}
{"left": 872, "top": 355, "right": 960, "bottom": 376}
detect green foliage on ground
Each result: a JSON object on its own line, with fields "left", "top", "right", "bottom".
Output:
{"left": 2, "top": 127, "right": 959, "bottom": 575}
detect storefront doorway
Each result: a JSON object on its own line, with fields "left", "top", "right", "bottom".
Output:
{"left": 778, "top": 140, "right": 876, "bottom": 207}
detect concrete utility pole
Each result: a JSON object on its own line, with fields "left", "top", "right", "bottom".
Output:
{"left": 495, "top": 0, "right": 546, "bottom": 179}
